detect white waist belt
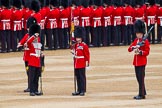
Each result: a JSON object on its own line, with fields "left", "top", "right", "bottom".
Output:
{"left": 93, "top": 17, "right": 101, "bottom": 20}
{"left": 1, "top": 19, "right": 10, "bottom": 22}
{"left": 114, "top": 16, "right": 121, "bottom": 19}
{"left": 14, "top": 21, "right": 21, "bottom": 23}
{"left": 148, "top": 16, "right": 155, "bottom": 18}
{"left": 30, "top": 53, "right": 40, "bottom": 57}
{"left": 81, "top": 17, "right": 89, "bottom": 20}
{"left": 75, "top": 56, "right": 84, "bottom": 59}
{"left": 135, "top": 17, "right": 143, "bottom": 20}
{"left": 49, "top": 19, "right": 56, "bottom": 21}
{"left": 60, "top": 18, "right": 68, "bottom": 21}
{"left": 124, "top": 16, "right": 132, "bottom": 18}
{"left": 104, "top": 16, "right": 110, "bottom": 19}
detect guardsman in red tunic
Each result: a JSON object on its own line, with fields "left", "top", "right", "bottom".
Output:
{"left": 128, "top": 20, "right": 150, "bottom": 100}
{"left": 43, "top": 0, "right": 50, "bottom": 48}
{"left": 70, "top": 0, "right": 82, "bottom": 41}
{"left": 26, "top": 24, "right": 42, "bottom": 96}
{"left": 39, "top": 0, "right": 47, "bottom": 51}
{"left": 58, "top": 0, "right": 71, "bottom": 49}
{"left": 71, "top": 26, "right": 90, "bottom": 96}
{"left": 91, "top": 0, "right": 103, "bottom": 47}
{"left": 80, "top": 0, "right": 92, "bottom": 46}
{"left": 22, "top": 0, "right": 33, "bottom": 35}
{"left": 112, "top": 1, "right": 123, "bottom": 45}
{"left": 103, "top": 0, "right": 114, "bottom": 46}
{"left": 145, "top": 0, "right": 156, "bottom": 44}
{"left": 134, "top": 1, "right": 145, "bottom": 40}
{"left": 157, "top": 0, "right": 162, "bottom": 43}
{"left": 0, "top": 0, "right": 12, "bottom": 53}
{"left": 30, "top": 0, "right": 41, "bottom": 24}
{"left": 123, "top": 0, "right": 134, "bottom": 45}
{"left": 17, "top": 17, "right": 37, "bottom": 93}
{"left": 46, "top": 0, "right": 60, "bottom": 50}
{"left": 11, "top": 0, "right": 23, "bottom": 52}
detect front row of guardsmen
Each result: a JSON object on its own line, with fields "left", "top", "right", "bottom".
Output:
{"left": 0, "top": 0, "right": 161, "bottom": 53}
{"left": 18, "top": 12, "right": 149, "bottom": 100}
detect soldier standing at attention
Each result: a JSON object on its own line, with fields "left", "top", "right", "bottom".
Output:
{"left": 71, "top": 26, "right": 90, "bottom": 96}
{"left": 128, "top": 20, "right": 150, "bottom": 100}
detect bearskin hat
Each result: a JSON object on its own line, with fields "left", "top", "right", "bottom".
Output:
{"left": 29, "top": 24, "right": 41, "bottom": 36}
{"left": 103, "top": 0, "right": 112, "bottom": 5}
{"left": 27, "top": 17, "right": 37, "bottom": 29}
{"left": 39, "top": 0, "right": 45, "bottom": 7}
{"left": 135, "top": 0, "right": 142, "bottom": 6}
{"left": 124, "top": 0, "right": 130, "bottom": 5}
{"left": 148, "top": 0, "right": 155, "bottom": 6}
{"left": 1, "top": 0, "right": 10, "bottom": 8}
{"left": 134, "top": 20, "right": 146, "bottom": 34}
{"left": 160, "top": 0, "right": 162, "bottom": 6}
{"left": 94, "top": 0, "right": 102, "bottom": 6}
{"left": 74, "top": 26, "right": 84, "bottom": 38}
{"left": 31, "top": 0, "right": 40, "bottom": 12}
{"left": 82, "top": 0, "right": 89, "bottom": 8}
{"left": 13, "top": 0, "right": 21, "bottom": 9}
{"left": 60, "top": 0, "right": 69, "bottom": 8}
{"left": 72, "top": 0, "right": 82, "bottom": 6}
{"left": 89, "top": 0, "right": 94, "bottom": 6}
{"left": 50, "top": 0, "right": 59, "bottom": 7}
{"left": 45, "top": 0, "right": 50, "bottom": 6}
{"left": 113, "top": 0, "right": 120, "bottom": 7}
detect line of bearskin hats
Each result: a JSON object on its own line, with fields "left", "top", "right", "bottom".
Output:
{"left": 13, "top": 0, "right": 22, "bottom": 9}
{"left": 74, "top": 26, "right": 84, "bottom": 38}
{"left": 29, "top": 24, "right": 41, "bottom": 36}
{"left": 30, "top": 0, "right": 40, "bottom": 12}
{"left": 1, "top": 0, "right": 10, "bottom": 8}
{"left": 134, "top": 20, "right": 145, "bottom": 34}
{"left": 50, "top": 0, "right": 59, "bottom": 7}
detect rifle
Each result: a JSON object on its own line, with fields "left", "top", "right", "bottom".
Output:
{"left": 40, "top": 54, "right": 45, "bottom": 95}
{"left": 137, "top": 26, "right": 154, "bottom": 46}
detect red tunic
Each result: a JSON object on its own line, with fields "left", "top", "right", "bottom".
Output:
{"left": 157, "top": 7, "right": 162, "bottom": 25}
{"left": 79, "top": 6, "right": 92, "bottom": 27}
{"left": 112, "top": 6, "right": 123, "bottom": 26}
{"left": 102, "top": 6, "right": 114, "bottom": 27}
{"left": 128, "top": 38, "right": 150, "bottom": 66}
{"left": 46, "top": 8, "right": 60, "bottom": 29}
{"left": 74, "top": 42, "right": 90, "bottom": 69}
{"left": 11, "top": 8, "right": 23, "bottom": 31}
{"left": 19, "top": 33, "right": 30, "bottom": 62}
{"left": 91, "top": 6, "right": 103, "bottom": 27}
{"left": 123, "top": 6, "right": 134, "bottom": 25}
{"left": 58, "top": 7, "right": 71, "bottom": 28}
{"left": 145, "top": 6, "right": 157, "bottom": 26}
{"left": 26, "top": 36, "right": 42, "bottom": 67}
{"left": 39, "top": 7, "right": 47, "bottom": 29}
{"left": 72, "top": 6, "right": 81, "bottom": 26}
{"left": 0, "top": 8, "right": 12, "bottom": 30}
{"left": 134, "top": 6, "right": 145, "bottom": 21}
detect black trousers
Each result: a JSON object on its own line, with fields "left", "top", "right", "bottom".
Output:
{"left": 92, "top": 27, "right": 102, "bottom": 47}
{"left": 40, "top": 29, "right": 45, "bottom": 51}
{"left": 83, "top": 27, "right": 90, "bottom": 46}
{"left": 135, "top": 65, "right": 146, "bottom": 96}
{"left": 11, "top": 30, "right": 22, "bottom": 51}
{"left": 147, "top": 24, "right": 155, "bottom": 44}
{"left": 58, "top": 28, "right": 69, "bottom": 49}
{"left": 103, "top": 26, "right": 112, "bottom": 46}
{"left": 46, "top": 28, "right": 58, "bottom": 50}
{"left": 0, "top": 30, "right": 11, "bottom": 52}
{"left": 25, "top": 61, "right": 30, "bottom": 89}
{"left": 113, "top": 25, "right": 121, "bottom": 45}
{"left": 157, "top": 25, "right": 162, "bottom": 43}
{"left": 123, "top": 25, "right": 134, "bottom": 45}
{"left": 29, "top": 66, "right": 41, "bottom": 93}
{"left": 22, "top": 29, "right": 28, "bottom": 38}
{"left": 75, "top": 68, "right": 86, "bottom": 93}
